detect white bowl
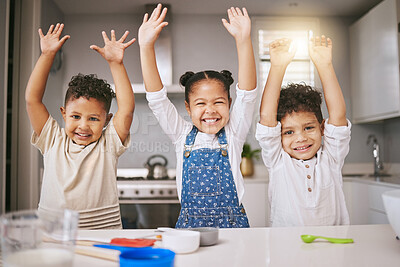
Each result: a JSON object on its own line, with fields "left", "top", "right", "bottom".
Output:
{"left": 382, "top": 189, "right": 400, "bottom": 238}
{"left": 189, "top": 227, "right": 219, "bottom": 246}
{"left": 162, "top": 230, "right": 200, "bottom": 254}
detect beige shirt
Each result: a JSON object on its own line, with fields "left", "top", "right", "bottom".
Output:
{"left": 32, "top": 116, "right": 130, "bottom": 229}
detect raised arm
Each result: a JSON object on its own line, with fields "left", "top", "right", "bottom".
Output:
{"left": 138, "top": 3, "right": 168, "bottom": 92}
{"left": 90, "top": 30, "right": 136, "bottom": 142}
{"left": 259, "top": 38, "right": 296, "bottom": 127}
{"left": 309, "top": 35, "right": 347, "bottom": 126}
{"left": 222, "top": 7, "right": 256, "bottom": 90}
{"left": 25, "top": 23, "right": 70, "bottom": 135}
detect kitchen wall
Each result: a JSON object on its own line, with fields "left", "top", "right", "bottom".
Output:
{"left": 41, "top": 0, "right": 65, "bottom": 124}
{"left": 41, "top": 8, "right": 398, "bottom": 169}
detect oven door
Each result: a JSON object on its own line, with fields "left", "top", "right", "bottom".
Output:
{"left": 118, "top": 180, "right": 181, "bottom": 229}
{"left": 120, "top": 203, "right": 180, "bottom": 229}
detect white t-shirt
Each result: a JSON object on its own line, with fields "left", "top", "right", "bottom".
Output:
{"left": 255, "top": 119, "right": 351, "bottom": 227}
{"left": 32, "top": 116, "right": 130, "bottom": 229}
{"left": 146, "top": 85, "right": 257, "bottom": 203}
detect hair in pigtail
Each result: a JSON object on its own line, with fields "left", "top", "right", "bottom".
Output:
{"left": 179, "top": 71, "right": 195, "bottom": 87}
{"left": 219, "top": 70, "right": 234, "bottom": 87}
{"left": 181, "top": 70, "right": 234, "bottom": 103}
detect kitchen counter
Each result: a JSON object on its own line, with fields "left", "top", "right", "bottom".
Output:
{"left": 343, "top": 175, "right": 400, "bottom": 186}
{"left": 73, "top": 224, "right": 400, "bottom": 266}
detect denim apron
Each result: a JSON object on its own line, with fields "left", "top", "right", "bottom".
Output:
{"left": 175, "top": 126, "right": 249, "bottom": 228}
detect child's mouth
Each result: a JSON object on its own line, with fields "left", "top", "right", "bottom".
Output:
{"left": 202, "top": 118, "right": 219, "bottom": 124}
{"left": 75, "top": 133, "right": 91, "bottom": 139}
{"left": 294, "top": 144, "right": 312, "bottom": 151}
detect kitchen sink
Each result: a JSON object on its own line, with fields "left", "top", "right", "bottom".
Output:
{"left": 343, "top": 174, "right": 366, "bottom": 177}
{"left": 367, "top": 173, "right": 392, "bottom": 177}
{"left": 343, "top": 173, "right": 400, "bottom": 185}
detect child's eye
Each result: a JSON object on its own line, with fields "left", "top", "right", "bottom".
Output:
{"left": 283, "top": 130, "right": 293, "bottom": 135}
{"left": 305, "top": 126, "right": 314, "bottom": 131}
{"left": 215, "top": 101, "right": 225, "bottom": 104}
{"left": 89, "top": 117, "right": 100, "bottom": 121}
{"left": 196, "top": 102, "right": 205, "bottom": 106}
{"left": 71, "top": 115, "right": 80, "bottom": 119}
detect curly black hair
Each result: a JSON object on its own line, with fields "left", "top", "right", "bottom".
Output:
{"left": 180, "top": 70, "right": 234, "bottom": 103}
{"left": 277, "top": 83, "right": 323, "bottom": 123}
{"left": 64, "top": 73, "right": 116, "bottom": 112}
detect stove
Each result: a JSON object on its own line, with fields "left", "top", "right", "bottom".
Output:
{"left": 117, "top": 168, "right": 179, "bottom": 204}
{"left": 117, "top": 168, "right": 181, "bottom": 229}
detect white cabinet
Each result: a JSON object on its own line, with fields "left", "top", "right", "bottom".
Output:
{"left": 344, "top": 178, "right": 400, "bottom": 224}
{"left": 242, "top": 181, "right": 269, "bottom": 227}
{"left": 343, "top": 180, "right": 369, "bottom": 224}
{"left": 349, "top": 0, "right": 400, "bottom": 123}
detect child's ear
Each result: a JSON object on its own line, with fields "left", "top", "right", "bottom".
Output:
{"left": 185, "top": 101, "right": 191, "bottom": 116}
{"left": 320, "top": 119, "right": 325, "bottom": 136}
{"left": 105, "top": 113, "right": 113, "bottom": 127}
{"left": 60, "top": 107, "right": 66, "bottom": 121}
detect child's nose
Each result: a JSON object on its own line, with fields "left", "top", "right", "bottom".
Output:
{"left": 295, "top": 132, "right": 307, "bottom": 142}
{"left": 205, "top": 105, "right": 216, "bottom": 113}
{"left": 78, "top": 120, "right": 89, "bottom": 129}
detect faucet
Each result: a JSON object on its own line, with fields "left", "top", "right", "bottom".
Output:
{"left": 366, "top": 134, "right": 383, "bottom": 177}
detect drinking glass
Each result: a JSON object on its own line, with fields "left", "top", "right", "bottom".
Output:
{"left": 0, "top": 209, "right": 79, "bottom": 267}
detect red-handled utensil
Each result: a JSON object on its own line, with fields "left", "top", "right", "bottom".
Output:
{"left": 110, "top": 238, "right": 157, "bottom": 247}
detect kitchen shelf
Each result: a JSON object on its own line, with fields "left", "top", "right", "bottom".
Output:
{"left": 110, "top": 83, "right": 184, "bottom": 94}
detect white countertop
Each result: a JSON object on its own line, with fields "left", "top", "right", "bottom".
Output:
{"left": 73, "top": 224, "right": 400, "bottom": 267}
{"left": 117, "top": 162, "right": 400, "bottom": 185}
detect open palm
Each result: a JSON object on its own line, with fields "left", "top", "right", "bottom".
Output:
{"left": 222, "top": 7, "right": 251, "bottom": 43}
{"left": 309, "top": 35, "right": 332, "bottom": 65}
{"left": 39, "top": 23, "right": 69, "bottom": 55}
{"left": 138, "top": 4, "right": 168, "bottom": 47}
{"left": 269, "top": 38, "right": 296, "bottom": 67}
{"left": 90, "top": 30, "right": 136, "bottom": 64}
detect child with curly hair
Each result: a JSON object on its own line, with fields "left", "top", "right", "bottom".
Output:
{"left": 139, "top": 4, "right": 257, "bottom": 228}
{"left": 25, "top": 23, "right": 135, "bottom": 229}
{"left": 256, "top": 36, "right": 351, "bottom": 227}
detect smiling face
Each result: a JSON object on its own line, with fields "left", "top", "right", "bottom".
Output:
{"left": 185, "top": 79, "right": 232, "bottom": 134}
{"left": 280, "top": 111, "right": 324, "bottom": 160}
{"left": 60, "top": 97, "right": 112, "bottom": 146}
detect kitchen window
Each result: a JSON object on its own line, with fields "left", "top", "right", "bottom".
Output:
{"left": 253, "top": 17, "right": 319, "bottom": 88}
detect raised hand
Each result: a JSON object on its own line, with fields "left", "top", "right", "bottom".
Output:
{"left": 38, "top": 23, "right": 70, "bottom": 55}
{"left": 309, "top": 35, "right": 332, "bottom": 66}
{"left": 269, "top": 38, "right": 296, "bottom": 67}
{"left": 90, "top": 30, "right": 136, "bottom": 64}
{"left": 138, "top": 3, "right": 168, "bottom": 47}
{"left": 222, "top": 7, "right": 251, "bottom": 43}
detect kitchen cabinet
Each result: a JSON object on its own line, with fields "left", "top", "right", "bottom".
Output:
{"left": 242, "top": 180, "right": 269, "bottom": 227}
{"left": 343, "top": 177, "right": 400, "bottom": 224}
{"left": 349, "top": 0, "right": 400, "bottom": 123}
{"left": 111, "top": 83, "right": 184, "bottom": 94}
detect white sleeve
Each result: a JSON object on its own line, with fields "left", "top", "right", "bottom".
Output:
{"left": 146, "top": 87, "right": 191, "bottom": 144}
{"left": 322, "top": 119, "right": 352, "bottom": 169}
{"left": 228, "top": 84, "right": 257, "bottom": 143}
{"left": 255, "top": 122, "right": 283, "bottom": 169}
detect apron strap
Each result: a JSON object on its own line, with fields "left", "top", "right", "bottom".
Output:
{"left": 184, "top": 126, "right": 228, "bottom": 158}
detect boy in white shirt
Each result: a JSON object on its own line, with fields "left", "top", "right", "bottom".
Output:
{"left": 256, "top": 36, "right": 351, "bottom": 227}
{"left": 26, "top": 23, "right": 135, "bottom": 229}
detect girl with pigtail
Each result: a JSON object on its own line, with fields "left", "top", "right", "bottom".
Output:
{"left": 139, "top": 4, "right": 257, "bottom": 228}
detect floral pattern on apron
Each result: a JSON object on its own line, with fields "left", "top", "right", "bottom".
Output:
{"left": 175, "top": 126, "right": 249, "bottom": 228}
